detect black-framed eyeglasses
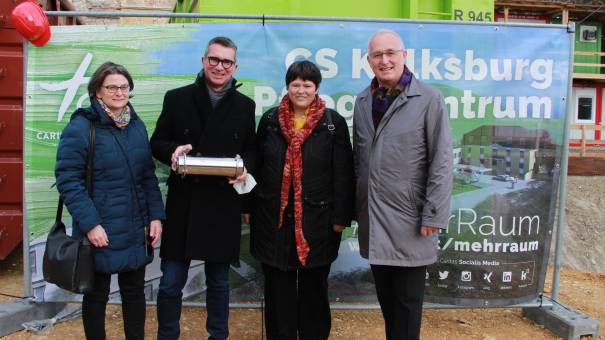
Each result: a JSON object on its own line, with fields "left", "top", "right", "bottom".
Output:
{"left": 103, "top": 85, "right": 130, "bottom": 94}
{"left": 205, "top": 56, "right": 235, "bottom": 69}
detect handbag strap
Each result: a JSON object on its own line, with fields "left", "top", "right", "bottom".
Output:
{"left": 56, "top": 119, "right": 96, "bottom": 222}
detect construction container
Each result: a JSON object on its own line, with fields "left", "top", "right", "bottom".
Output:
{"left": 0, "top": 0, "right": 26, "bottom": 259}
{"left": 173, "top": 0, "right": 494, "bottom": 22}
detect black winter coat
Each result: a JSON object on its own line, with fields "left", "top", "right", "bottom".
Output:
{"left": 250, "top": 107, "right": 354, "bottom": 270}
{"left": 150, "top": 75, "right": 256, "bottom": 262}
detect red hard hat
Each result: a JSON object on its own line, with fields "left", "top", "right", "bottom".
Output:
{"left": 11, "top": 1, "right": 51, "bottom": 47}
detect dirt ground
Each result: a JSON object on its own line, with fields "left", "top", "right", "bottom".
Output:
{"left": 1, "top": 259, "right": 603, "bottom": 339}
{"left": 1, "top": 175, "right": 604, "bottom": 339}
{"left": 559, "top": 176, "right": 605, "bottom": 274}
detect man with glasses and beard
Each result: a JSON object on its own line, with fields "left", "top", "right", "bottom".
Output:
{"left": 150, "top": 36, "right": 256, "bottom": 340}
{"left": 353, "top": 29, "right": 453, "bottom": 340}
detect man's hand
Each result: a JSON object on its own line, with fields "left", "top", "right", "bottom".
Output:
{"left": 241, "top": 214, "right": 250, "bottom": 225}
{"left": 420, "top": 226, "right": 440, "bottom": 237}
{"left": 87, "top": 225, "right": 109, "bottom": 247}
{"left": 333, "top": 224, "right": 345, "bottom": 233}
{"left": 171, "top": 144, "right": 193, "bottom": 171}
{"left": 228, "top": 166, "right": 248, "bottom": 185}
{"left": 149, "top": 219, "right": 163, "bottom": 246}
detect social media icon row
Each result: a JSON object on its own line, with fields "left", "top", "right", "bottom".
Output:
{"left": 427, "top": 269, "right": 531, "bottom": 283}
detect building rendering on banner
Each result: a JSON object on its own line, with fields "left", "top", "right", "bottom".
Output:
{"left": 460, "top": 125, "right": 555, "bottom": 180}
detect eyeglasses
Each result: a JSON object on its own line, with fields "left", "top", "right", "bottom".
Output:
{"left": 369, "top": 49, "right": 404, "bottom": 61}
{"left": 205, "top": 56, "right": 235, "bottom": 69}
{"left": 103, "top": 85, "right": 130, "bottom": 94}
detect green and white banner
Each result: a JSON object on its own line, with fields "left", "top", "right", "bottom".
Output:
{"left": 26, "top": 21, "right": 570, "bottom": 306}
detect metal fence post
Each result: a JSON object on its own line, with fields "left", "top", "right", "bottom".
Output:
{"left": 551, "top": 21, "right": 575, "bottom": 301}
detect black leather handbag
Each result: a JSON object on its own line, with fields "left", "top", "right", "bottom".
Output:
{"left": 43, "top": 120, "right": 96, "bottom": 294}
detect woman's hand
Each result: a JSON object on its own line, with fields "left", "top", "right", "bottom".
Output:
{"left": 228, "top": 166, "right": 248, "bottom": 184}
{"left": 333, "top": 224, "right": 345, "bottom": 233}
{"left": 171, "top": 144, "right": 193, "bottom": 171}
{"left": 87, "top": 225, "right": 109, "bottom": 247}
{"left": 149, "top": 220, "right": 163, "bottom": 246}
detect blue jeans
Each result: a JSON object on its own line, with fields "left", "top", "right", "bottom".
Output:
{"left": 156, "top": 259, "right": 230, "bottom": 340}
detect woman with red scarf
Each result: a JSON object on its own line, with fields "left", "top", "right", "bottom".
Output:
{"left": 250, "top": 60, "right": 354, "bottom": 339}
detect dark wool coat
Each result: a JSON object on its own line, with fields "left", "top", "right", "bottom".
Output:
{"left": 150, "top": 75, "right": 256, "bottom": 263}
{"left": 250, "top": 107, "right": 354, "bottom": 270}
{"left": 55, "top": 99, "right": 166, "bottom": 274}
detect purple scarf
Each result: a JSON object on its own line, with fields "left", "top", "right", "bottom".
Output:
{"left": 370, "top": 66, "right": 412, "bottom": 129}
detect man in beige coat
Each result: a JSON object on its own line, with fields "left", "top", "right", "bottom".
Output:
{"left": 353, "top": 29, "right": 453, "bottom": 340}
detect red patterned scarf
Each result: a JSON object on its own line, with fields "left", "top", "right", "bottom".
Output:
{"left": 277, "top": 94, "right": 326, "bottom": 266}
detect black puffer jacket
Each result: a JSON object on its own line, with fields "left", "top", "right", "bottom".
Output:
{"left": 250, "top": 107, "right": 354, "bottom": 270}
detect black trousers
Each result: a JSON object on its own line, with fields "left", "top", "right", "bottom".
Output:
{"left": 370, "top": 265, "right": 427, "bottom": 340}
{"left": 262, "top": 263, "right": 332, "bottom": 340}
{"left": 82, "top": 266, "right": 146, "bottom": 340}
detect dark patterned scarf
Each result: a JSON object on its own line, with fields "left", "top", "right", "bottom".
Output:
{"left": 370, "top": 66, "right": 412, "bottom": 129}
{"left": 277, "top": 94, "right": 326, "bottom": 266}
